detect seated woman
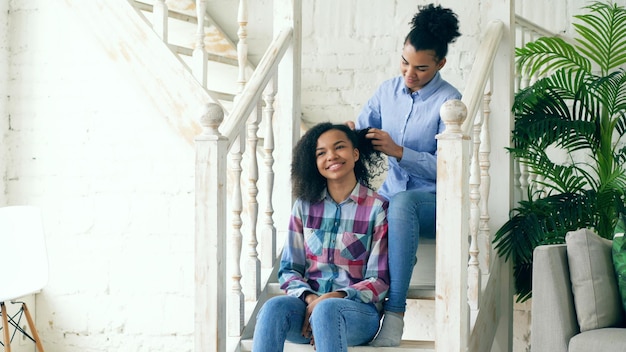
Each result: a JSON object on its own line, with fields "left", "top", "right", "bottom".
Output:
{"left": 252, "top": 122, "right": 389, "bottom": 352}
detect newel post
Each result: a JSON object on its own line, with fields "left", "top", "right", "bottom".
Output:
{"left": 195, "top": 103, "right": 227, "bottom": 352}
{"left": 435, "top": 99, "right": 470, "bottom": 351}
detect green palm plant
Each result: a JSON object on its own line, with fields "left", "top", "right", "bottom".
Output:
{"left": 493, "top": 1, "right": 626, "bottom": 302}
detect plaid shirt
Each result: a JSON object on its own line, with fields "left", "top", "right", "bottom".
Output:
{"left": 279, "top": 183, "right": 389, "bottom": 309}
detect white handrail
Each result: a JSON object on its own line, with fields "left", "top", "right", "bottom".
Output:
{"left": 220, "top": 28, "right": 293, "bottom": 148}
{"left": 461, "top": 20, "right": 505, "bottom": 134}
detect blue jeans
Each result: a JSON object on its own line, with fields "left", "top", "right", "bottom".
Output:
{"left": 384, "top": 189, "right": 436, "bottom": 313}
{"left": 252, "top": 295, "right": 380, "bottom": 352}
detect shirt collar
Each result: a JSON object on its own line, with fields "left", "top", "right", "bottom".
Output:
{"left": 401, "top": 71, "right": 443, "bottom": 100}
{"left": 322, "top": 183, "right": 362, "bottom": 205}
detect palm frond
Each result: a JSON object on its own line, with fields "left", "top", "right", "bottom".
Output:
{"left": 591, "top": 69, "right": 626, "bottom": 118}
{"left": 510, "top": 146, "right": 590, "bottom": 194}
{"left": 506, "top": 1, "right": 626, "bottom": 300}
{"left": 493, "top": 190, "right": 607, "bottom": 302}
{"left": 515, "top": 37, "right": 591, "bottom": 77}
{"left": 574, "top": 2, "right": 626, "bottom": 73}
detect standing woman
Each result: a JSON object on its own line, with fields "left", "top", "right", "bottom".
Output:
{"left": 252, "top": 123, "right": 389, "bottom": 351}
{"left": 348, "top": 3, "right": 461, "bottom": 347}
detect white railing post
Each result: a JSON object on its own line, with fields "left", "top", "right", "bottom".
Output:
{"left": 152, "top": 0, "right": 168, "bottom": 42}
{"left": 237, "top": 0, "right": 249, "bottom": 94}
{"left": 261, "top": 76, "right": 277, "bottom": 267}
{"left": 436, "top": 100, "right": 470, "bottom": 351}
{"left": 193, "top": 0, "right": 208, "bottom": 87}
{"left": 245, "top": 104, "right": 261, "bottom": 301}
{"left": 479, "top": 90, "right": 493, "bottom": 277}
{"left": 195, "top": 103, "right": 227, "bottom": 352}
{"left": 229, "top": 132, "right": 245, "bottom": 337}
{"left": 468, "top": 106, "right": 482, "bottom": 325}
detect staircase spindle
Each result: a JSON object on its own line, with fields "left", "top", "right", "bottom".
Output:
{"left": 479, "top": 90, "right": 492, "bottom": 276}
{"left": 468, "top": 105, "right": 482, "bottom": 321}
{"left": 229, "top": 133, "right": 245, "bottom": 336}
{"left": 519, "top": 162, "right": 529, "bottom": 201}
{"left": 237, "top": 0, "right": 249, "bottom": 93}
{"left": 152, "top": 0, "right": 168, "bottom": 42}
{"left": 193, "top": 0, "right": 208, "bottom": 87}
{"left": 245, "top": 104, "right": 261, "bottom": 301}
{"left": 261, "top": 76, "right": 277, "bottom": 268}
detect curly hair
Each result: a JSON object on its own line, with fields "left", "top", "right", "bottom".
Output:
{"left": 291, "top": 123, "right": 386, "bottom": 202}
{"left": 405, "top": 3, "right": 461, "bottom": 61}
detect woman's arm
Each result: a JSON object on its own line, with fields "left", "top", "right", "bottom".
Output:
{"left": 278, "top": 200, "right": 314, "bottom": 299}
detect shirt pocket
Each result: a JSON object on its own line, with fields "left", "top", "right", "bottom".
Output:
{"left": 304, "top": 227, "right": 325, "bottom": 257}
{"left": 338, "top": 232, "right": 371, "bottom": 262}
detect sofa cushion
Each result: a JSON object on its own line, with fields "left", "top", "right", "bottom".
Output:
{"left": 565, "top": 228, "right": 623, "bottom": 332}
{"left": 612, "top": 214, "right": 626, "bottom": 315}
{"left": 568, "top": 328, "right": 626, "bottom": 352}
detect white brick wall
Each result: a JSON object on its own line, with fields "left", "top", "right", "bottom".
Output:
{"left": 0, "top": 0, "right": 8, "bottom": 205}
{"left": 5, "top": 1, "right": 196, "bottom": 351}
{"left": 4, "top": 0, "right": 613, "bottom": 351}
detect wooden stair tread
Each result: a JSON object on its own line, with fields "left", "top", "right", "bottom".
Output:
{"left": 239, "top": 339, "right": 434, "bottom": 351}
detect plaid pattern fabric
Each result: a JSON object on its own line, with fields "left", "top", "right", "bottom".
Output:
{"left": 279, "top": 183, "right": 389, "bottom": 305}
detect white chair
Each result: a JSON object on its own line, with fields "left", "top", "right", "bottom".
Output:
{"left": 0, "top": 206, "right": 48, "bottom": 352}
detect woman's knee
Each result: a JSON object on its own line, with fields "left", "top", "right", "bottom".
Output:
{"left": 311, "top": 298, "right": 341, "bottom": 318}
{"left": 258, "top": 296, "right": 302, "bottom": 322}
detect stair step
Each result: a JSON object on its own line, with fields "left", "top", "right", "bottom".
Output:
{"left": 239, "top": 339, "right": 434, "bottom": 352}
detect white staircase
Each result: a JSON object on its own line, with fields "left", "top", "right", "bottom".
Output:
{"left": 121, "top": 1, "right": 558, "bottom": 351}
{"left": 130, "top": 0, "right": 255, "bottom": 110}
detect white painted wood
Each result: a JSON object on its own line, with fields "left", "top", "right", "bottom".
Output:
{"left": 244, "top": 104, "right": 261, "bottom": 302}
{"left": 461, "top": 21, "right": 505, "bottom": 135}
{"left": 260, "top": 77, "right": 277, "bottom": 268}
{"left": 228, "top": 132, "right": 244, "bottom": 336}
{"left": 479, "top": 91, "right": 493, "bottom": 277}
{"left": 152, "top": 0, "right": 168, "bottom": 42}
{"left": 220, "top": 28, "right": 293, "bottom": 146}
{"left": 436, "top": 100, "right": 470, "bottom": 352}
{"left": 239, "top": 340, "right": 435, "bottom": 352}
{"left": 237, "top": 0, "right": 249, "bottom": 94}
{"left": 195, "top": 103, "right": 227, "bottom": 352}
{"left": 193, "top": 0, "right": 208, "bottom": 87}
{"left": 518, "top": 162, "right": 529, "bottom": 202}
{"left": 273, "top": 0, "right": 302, "bottom": 219}
{"left": 194, "top": 3, "right": 300, "bottom": 349}
{"left": 468, "top": 106, "right": 482, "bottom": 319}
{"left": 484, "top": 2, "right": 515, "bottom": 350}
{"left": 458, "top": 17, "right": 507, "bottom": 351}
{"left": 468, "top": 258, "right": 501, "bottom": 351}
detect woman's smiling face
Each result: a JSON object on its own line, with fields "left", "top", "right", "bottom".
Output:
{"left": 315, "top": 129, "right": 359, "bottom": 183}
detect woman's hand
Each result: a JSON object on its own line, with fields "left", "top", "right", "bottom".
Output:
{"left": 366, "top": 128, "right": 403, "bottom": 160}
{"left": 301, "top": 291, "right": 348, "bottom": 345}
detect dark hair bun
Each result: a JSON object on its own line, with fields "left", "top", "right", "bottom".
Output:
{"left": 410, "top": 3, "right": 460, "bottom": 45}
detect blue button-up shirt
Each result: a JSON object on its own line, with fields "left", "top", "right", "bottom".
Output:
{"left": 355, "top": 72, "right": 461, "bottom": 199}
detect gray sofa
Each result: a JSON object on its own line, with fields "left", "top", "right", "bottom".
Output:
{"left": 531, "top": 238, "right": 626, "bottom": 352}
